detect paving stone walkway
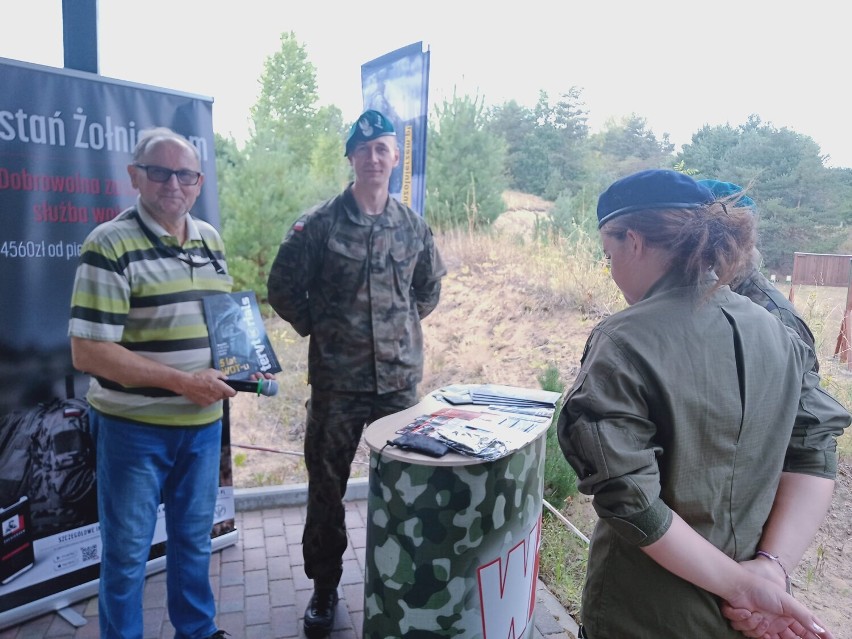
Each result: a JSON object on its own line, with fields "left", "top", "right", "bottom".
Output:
{"left": 0, "top": 484, "right": 579, "bottom": 639}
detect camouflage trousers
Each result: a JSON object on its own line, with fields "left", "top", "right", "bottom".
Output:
{"left": 303, "top": 386, "right": 417, "bottom": 588}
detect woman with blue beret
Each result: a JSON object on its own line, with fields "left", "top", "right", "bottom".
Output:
{"left": 558, "top": 169, "right": 849, "bottom": 639}
{"left": 696, "top": 178, "right": 819, "bottom": 371}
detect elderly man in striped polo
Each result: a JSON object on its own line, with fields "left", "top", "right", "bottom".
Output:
{"left": 69, "top": 127, "right": 234, "bottom": 639}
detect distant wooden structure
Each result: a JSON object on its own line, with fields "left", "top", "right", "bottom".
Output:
{"left": 790, "top": 253, "right": 852, "bottom": 292}
{"left": 789, "top": 253, "right": 852, "bottom": 365}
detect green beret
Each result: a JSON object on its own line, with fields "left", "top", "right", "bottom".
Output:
{"left": 344, "top": 110, "right": 396, "bottom": 157}
{"left": 696, "top": 179, "right": 757, "bottom": 211}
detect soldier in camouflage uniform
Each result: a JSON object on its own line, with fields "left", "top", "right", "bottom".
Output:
{"left": 267, "top": 109, "right": 446, "bottom": 638}
{"left": 697, "top": 179, "right": 819, "bottom": 370}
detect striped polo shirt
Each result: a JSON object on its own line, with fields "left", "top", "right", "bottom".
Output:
{"left": 68, "top": 200, "right": 233, "bottom": 426}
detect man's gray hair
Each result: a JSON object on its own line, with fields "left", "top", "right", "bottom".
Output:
{"left": 132, "top": 127, "right": 200, "bottom": 164}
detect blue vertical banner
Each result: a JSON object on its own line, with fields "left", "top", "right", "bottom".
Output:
{"left": 361, "top": 42, "right": 430, "bottom": 216}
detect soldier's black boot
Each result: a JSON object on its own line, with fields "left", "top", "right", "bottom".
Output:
{"left": 303, "top": 587, "right": 338, "bottom": 638}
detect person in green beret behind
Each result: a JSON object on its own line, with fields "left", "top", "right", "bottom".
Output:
{"left": 697, "top": 178, "right": 819, "bottom": 370}
{"left": 557, "top": 169, "right": 849, "bottom": 639}
{"left": 267, "top": 109, "right": 446, "bottom": 637}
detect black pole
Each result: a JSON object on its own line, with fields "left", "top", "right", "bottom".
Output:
{"left": 62, "top": 0, "right": 98, "bottom": 73}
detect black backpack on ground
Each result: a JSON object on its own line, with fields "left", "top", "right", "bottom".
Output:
{"left": 0, "top": 397, "right": 97, "bottom": 540}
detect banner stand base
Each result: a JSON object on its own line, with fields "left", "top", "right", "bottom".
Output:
{"left": 1, "top": 529, "right": 239, "bottom": 632}
{"left": 57, "top": 607, "right": 87, "bottom": 627}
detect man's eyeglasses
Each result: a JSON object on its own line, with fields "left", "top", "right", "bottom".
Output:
{"left": 134, "top": 164, "right": 202, "bottom": 186}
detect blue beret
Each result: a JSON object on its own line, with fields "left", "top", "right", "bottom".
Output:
{"left": 344, "top": 109, "right": 396, "bottom": 157}
{"left": 696, "top": 179, "right": 756, "bottom": 211}
{"left": 597, "top": 169, "right": 714, "bottom": 229}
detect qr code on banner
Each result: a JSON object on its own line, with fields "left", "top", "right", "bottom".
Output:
{"left": 81, "top": 544, "right": 99, "bottom": 562}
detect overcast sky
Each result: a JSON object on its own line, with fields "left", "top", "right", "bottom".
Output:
{"left": 3, "top": 0, "right": 850, "bottom": 168}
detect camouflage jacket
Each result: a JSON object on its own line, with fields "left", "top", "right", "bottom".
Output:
{"left": 733, "top": 267, "right": 818, "bottom": 370}
{"left": 267, "top": 187, "right": 446, "bottom": 393}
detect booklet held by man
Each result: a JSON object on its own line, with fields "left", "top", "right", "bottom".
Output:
{"left": 202, "top": 291, "right": 282, "bottom": 380}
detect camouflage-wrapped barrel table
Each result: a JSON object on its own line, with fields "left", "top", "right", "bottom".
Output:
{"left": 362, "top": 393, "right": 549, "bottom": 639}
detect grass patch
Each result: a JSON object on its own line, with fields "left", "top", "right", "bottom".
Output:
{"left": 538, "top": 512, "right": 588, "bottom": 618}
{"left": 436, "top": 225, "right": 624, "bottom": 320}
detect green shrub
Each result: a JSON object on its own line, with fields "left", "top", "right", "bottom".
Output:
{"left": 538, "top": 365, "right": 577, "bottom": 506}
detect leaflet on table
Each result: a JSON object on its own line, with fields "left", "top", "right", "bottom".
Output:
{"left": 397, "top": 407, "right": 549, "bottom": 457}
{"left": 433, "top": 384, "right": 561, "bottom": 409}
{"left": 471, "top": 384, "right": 561, "bottom": 408}
{"left": 485, "top": 404, "right": 554, "bottom": 418}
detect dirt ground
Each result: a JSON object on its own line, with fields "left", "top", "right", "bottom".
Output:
{"left": 228, "top": 202, "right": 852, "bottom": 637}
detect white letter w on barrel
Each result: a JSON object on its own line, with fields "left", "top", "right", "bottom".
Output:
{"left": 477, "top": 517, "right": 541, "bottom": 638}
